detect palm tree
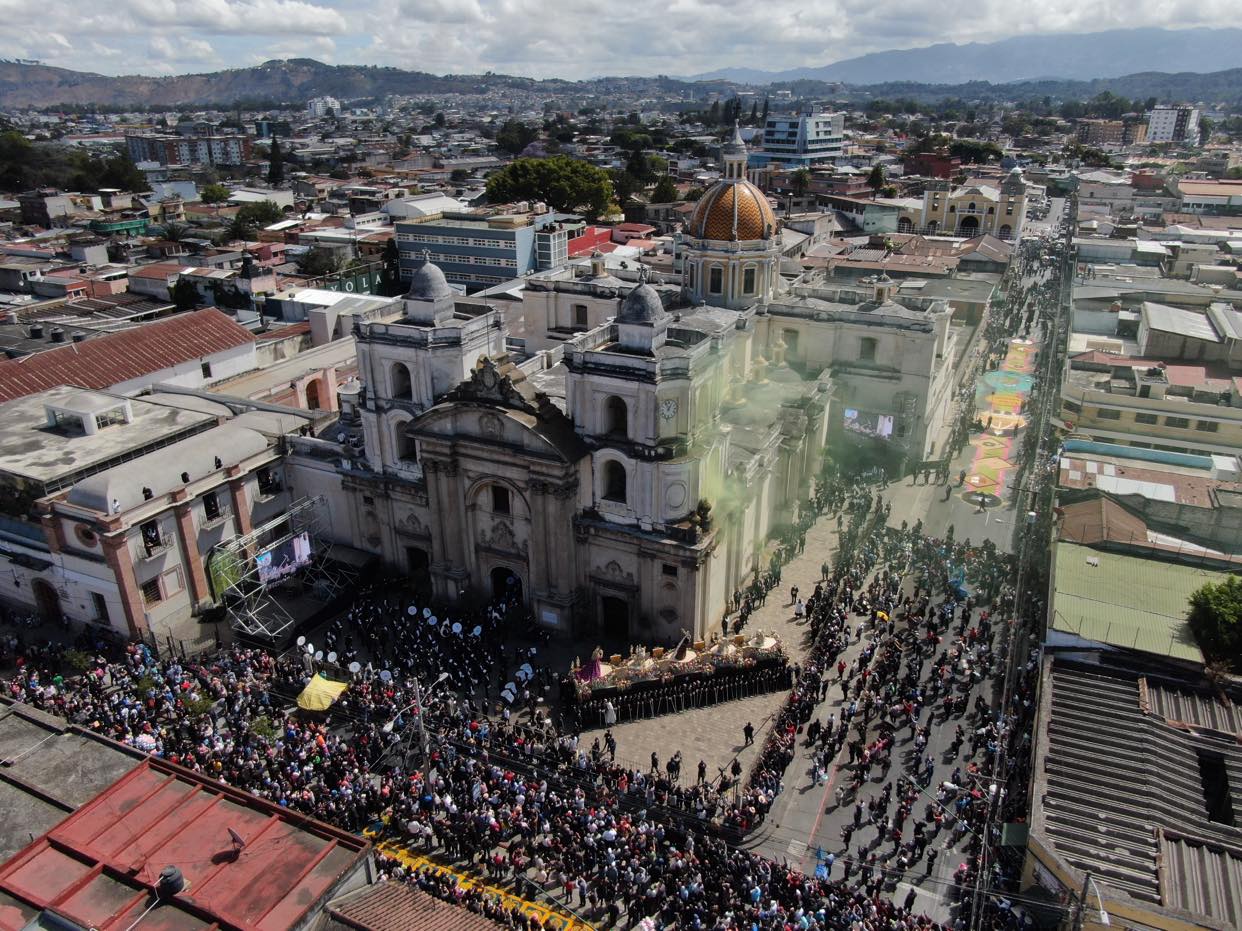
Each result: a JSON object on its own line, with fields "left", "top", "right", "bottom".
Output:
{"left": 158, "top": 221, "right": 189, "bottom": 242}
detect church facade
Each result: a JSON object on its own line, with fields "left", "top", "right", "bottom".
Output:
{"left": 288, "top": 128, "right": 961, "bottom": 643}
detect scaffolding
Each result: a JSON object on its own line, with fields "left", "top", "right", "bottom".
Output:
{"left": 209, "top": 495, "right": 354, "bottom": 640}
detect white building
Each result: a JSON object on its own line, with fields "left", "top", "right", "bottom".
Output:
{"left": 1146, "top": 106, "right": 1201, "bottom": 145}
{"left": 306, "top": 96, "right": 342, "bottom": 118}
{"left": 751, "top": 107, "right": 845, "bottom": 168}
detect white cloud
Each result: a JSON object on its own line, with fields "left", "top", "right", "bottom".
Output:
{"left": 1, "top": 0, "right": 1239, "bottom": 78}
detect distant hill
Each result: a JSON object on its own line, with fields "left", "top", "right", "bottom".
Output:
{"left": 0, "top": 52, "right": 1240, "bottom": 111}
{"left": 692, "top": 27, "right": 1242, "bottom": 85}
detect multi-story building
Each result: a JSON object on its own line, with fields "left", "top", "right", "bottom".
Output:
{"left": 1145, "top": 106, "right": 1201, "bottom": 145}
{"left": 750, "top": 107, "right": 845, "bottom": 168}
{"left": 394, "top": 212, "right": 570, "bottom": 290}
{"left": 0, "top": 387, "right": 305, "bottom": 647}
{"left": 125, "top": 132, "right": 252, "bottom": 167}
{"left": 306, "top": 96, "right": 341, "bottom": 118}
{"left": 1075, "top": 119, "right": 1147, "bottom": 147}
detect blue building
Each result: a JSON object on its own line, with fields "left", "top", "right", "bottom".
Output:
{"left": 395, "top": 212, "right": 570, "bottom": 291}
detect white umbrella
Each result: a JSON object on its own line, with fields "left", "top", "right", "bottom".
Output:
{"left": 379, "top": 670, "right": 392, "bottom": 683}
{"left": 327, "top": 651, "right": 338, "bottom": 664}
{"left": 407, "top": 605, "right": 418, "bottom": 615}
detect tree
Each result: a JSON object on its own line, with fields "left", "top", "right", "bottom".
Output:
{"left": 227, "top": 200, "right": 284, "bottom": 241}
{"left": 1188, "top": 575, "right": 1242, "bottom": 671}
{"left": 171, "top": 278, "right": 200, "bottom": 311}
{"left": 1199, "top": 116, "right": 1215, "bottom": 145}
{"left": 158, "top": 221, "right": 189, "bottom": 241}
{"left": 450, "top": 168, "right": 471, "bottom": 182}
{"left": 495, "top": 120, "right": 539, "bottom": 156}
{"left": 761, "top": 97, "right": 769, "bottom": 123}
{"left": 299, "top": 246, "right": 344, "bottom": 278}
{"left": 866, "top": 164, "right": 886, "bottom": 191}
{"left": 683, "top": 186, "right": 705, "bottom": 201}
{"left": 267, "top": 136, "right": 284, "bottom": 185}
{"left": 749, "top": 101, "right": 759, "bottom": 124}
{"left": 200, "top": 182, "right": 230, "bottom": 204}
{"left": 789, "top": 168, "right": 811, "bottom": 196}
{"left": 486, "top": 156, "right": 612, "bottom": 218}
{"left": 651, "top": 175, "right": 679, "bottom": 203}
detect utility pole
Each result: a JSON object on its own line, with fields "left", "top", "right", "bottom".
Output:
{"left": 1072, "top": 871, "right": 1092, "bottom": 931}
{"left": 413, "top": 676, "right": 432, "bottom": 789}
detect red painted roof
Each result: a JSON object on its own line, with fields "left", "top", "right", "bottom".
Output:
{"left": 0, "top": 758, "right": 369, "bottom": 931}
{"left": 0, "top": 309, "right": 255, "bottom": 402}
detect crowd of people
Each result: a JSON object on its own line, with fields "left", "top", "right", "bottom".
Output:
{"left": 0, "top": 231, "right": 1071, "bottom": 929}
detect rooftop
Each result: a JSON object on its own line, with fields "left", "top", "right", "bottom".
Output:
{"left": 0, "top": 309, "right": 255, "bottom": 403}
{"left": 1049, "top": 541, "right": 1209, "bottom": 663}
{"left": 326, "top": 881, "right": 502, "bottom": 931}
{"left": 0, "top": 757, "right": 371, "bottom": 931}
{"left": 0, "top": 701, "right": 143, "bottom": 863}
{"left": 1032, "top": 658, "right": 1242, "bottom": 928}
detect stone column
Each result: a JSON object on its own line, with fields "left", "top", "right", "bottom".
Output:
{"left": 101, "top": 531, "right": 146, "bottom": 638}
{"left": 171, "top": 489, "right": 211, "bottom": 608}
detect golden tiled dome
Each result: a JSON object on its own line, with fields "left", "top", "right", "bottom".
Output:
{"left": 688, "top": 180, "right": 777, "bottom": 242}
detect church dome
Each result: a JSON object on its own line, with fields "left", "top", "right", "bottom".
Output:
{"left": 687, "top": 179, "right": 777, "bottom": 242}
{"left": 618, "top": 282, "right": 666, "bottom": 323}
{"left": 406, "top": 259, "right": 453, "bottom": 302}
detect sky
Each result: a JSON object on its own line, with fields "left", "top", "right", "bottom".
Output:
{"left": 3, "top": 0, "right": 1238, "bottom": 79}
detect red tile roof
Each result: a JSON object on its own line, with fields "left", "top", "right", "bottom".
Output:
{"left": 0, "top": 309, "right": 255, "bottom": 402}
{"left": 328, "top": 882, "right": 503, "bottom": 931}
{"left": 0, "top": 757, "right": 369, "bottom": 931}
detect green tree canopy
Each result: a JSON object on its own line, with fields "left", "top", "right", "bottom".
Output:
{"left": 1188, "top": 575, "right": 1242, "bottom": 671}
{"left": 486, "top": 156, "right": 612, "bottom": 218}
{"left": 789, "top": 168, "right": 812, "bottom": 196}
{"left": 495, "top": 120, "right": 539, "bottom": 156}
{"left": 650, "top": 175, "right": 679, "bottom": 203}
{"left": 267, "top": 136, "right": 284, "bottom": 185}
{"left": 200, "top": 182, "right": 230, "bottom": 204}
{"left": 299, "top": 246, "right": 344, "bottom": 278}
{"left": 866, "top": 164, "right": 886, "bottom": 190}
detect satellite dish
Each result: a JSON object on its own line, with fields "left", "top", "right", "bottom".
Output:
{"left": 327, "top": 651, "right": 338, "bottom": 664}
{"left": 451, "top": 622, "right": 462, "bottom": 634}
{"left": 407, "top": 605, "right": 418, "bottom": 615}
{"left": 348, "top": 661, "right": 361, "bottom": 674}
{"left": 296, "top": 636, "right": 306, "bottom": 647}
{"left": 304, "top": 642, "right": 315, "bottom": 655}
{"left": 228, "top": 827, "right": 246, "bottom": 850}
{"left": 314, "top": 651, "right": 323, "bottom": 661}
{"left": 379, "top": 670, "right": 392, "bottom": 682}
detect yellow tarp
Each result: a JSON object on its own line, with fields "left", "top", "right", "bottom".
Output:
{"left": 296, "top": 674, "right": 349, "bottom": 711}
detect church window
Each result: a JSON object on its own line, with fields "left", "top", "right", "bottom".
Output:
{"left": 391, "top": 362, "right": 413, "bottom": 401}
{"left": 604, "top": 396, "right": 628, "bottom": 438}
{"left": 708, "top": 266, "right": 723, "bottom": 294}
{"left": 662, "top": 563, "right": 678, "bottom": 577}
{"left": 742, "top": 267, "right": 757, "bottom": 295}
{"left": 573, "top": 304, "right": 589, "bottom": 328}
{"left": 859, "top": 337, "right": 878, "bottom": 363}
{"left": 491, "top": 485, "right": 511, "bottom": 514}
{"left": 396, "top": 429, "right": 418, "bottom": 462}
{"left": 603, "top": 460, "right": 627, "bottom": 503}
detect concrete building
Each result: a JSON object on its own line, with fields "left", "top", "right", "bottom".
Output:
{"left": 394, "top": 211, "right": 570, "bottom": 290}
{"left": 0, "top": 388, "right": 311, "bottom": 646}
{"left": 125, "top": 132, "right": 252, "bottom": 167}
{"left": 1145, "top": 105, "right": 1201, "bottom": 145}
{"left": 306, "top": 95, "right": 342, "bottom": 118}
{"left": 750, "top": 107, "right": 845, "bottom": 168}
{"left": 1074, "top": 119, "right": 1147, "bottom": 147}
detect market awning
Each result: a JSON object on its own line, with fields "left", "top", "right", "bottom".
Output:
{"left": 296, "top": 673, "right": 349, "bottom": 712}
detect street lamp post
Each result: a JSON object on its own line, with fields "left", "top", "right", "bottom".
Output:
{"left": 1072, "top": 872, "right": 1111, "bottom": 931}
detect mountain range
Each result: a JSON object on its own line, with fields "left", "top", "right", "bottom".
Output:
{"left": 690, "top": 27, "right": 1242, "bottom": 85}
{"left": 0, "top": 27, "right": 1240, "bottom": 109}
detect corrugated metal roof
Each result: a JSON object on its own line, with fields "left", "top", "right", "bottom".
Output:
{"left": 1146, "top": 680, "right": 1242, "bottom": 735}
{"left": 0, "top": 309, "right": 254, "bottom": 402}
{"left": 1141, "top": 301, "right": 1221, "bottom": 342}
{"left": 1160, "top": 836, "right": 1242, "bottom": 923}
{"left": 1051, "top": 543, "right": 1210, "bottom": 662}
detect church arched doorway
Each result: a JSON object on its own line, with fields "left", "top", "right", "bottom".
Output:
{"left": 897, "top": 217, "right": 913, "bottom": 233}
{"left": 601, "top": 595, "right": 630, "bottom": 642}
{"left": 958, "top": 215, "right": 980, "bottom": 236}
{"left": 31, "top": 579, "right": 61, "bottom": 625}
{"left": 490, "top": 566, "right": 522, "bottom": 604}
{"left": 305, "top": 379, "right": 322, "bottom": 410}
